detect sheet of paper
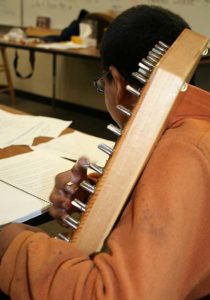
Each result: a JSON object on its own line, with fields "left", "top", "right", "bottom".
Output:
{"left": 37, "top": 41, "right": 87, "bottom": 50}
{"left": 0, "top": 109, "right": 71, "bottom": 148}
{"left": 32, "top": 131, "right": 115, "bottom": 167}
{"left": 0, "top": 150, "right": 74, "bottom": 208}
{"left": 0, "top": 180, "right": 49, "bottom": 226}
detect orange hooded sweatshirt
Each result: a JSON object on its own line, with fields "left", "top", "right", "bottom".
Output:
{"left": 1, "top": 85, "right": 210, "bottom": 300}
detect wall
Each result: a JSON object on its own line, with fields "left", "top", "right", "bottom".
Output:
{"left": 0, "top": 0, "right": 210, "bottom": 39}
{"left": 23, "top": 1, "right": 210, "bottom": 40}
{"left": 0, "top": 0, "right": 21, "bottom": 26}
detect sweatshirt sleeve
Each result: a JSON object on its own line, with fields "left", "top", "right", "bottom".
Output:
{"left": 1, "top": 133, "right": 210, "bottom": 300}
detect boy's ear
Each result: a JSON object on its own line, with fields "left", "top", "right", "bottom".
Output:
{"left": 109, "top": 66, "right": 127, "bottom": 105}
{"left": 109, "top": 65, "right": 137, "bottom": 108}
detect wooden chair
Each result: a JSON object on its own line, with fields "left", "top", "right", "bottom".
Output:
{"left": 0, "top": 47, "right": 16, "bottom": 105}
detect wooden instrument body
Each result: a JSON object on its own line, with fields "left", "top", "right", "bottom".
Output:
{"left": 71, "top": 29, "right": 209, "bottom": 255}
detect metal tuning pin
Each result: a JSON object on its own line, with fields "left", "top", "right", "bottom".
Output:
{"left": 138, "top": 62, "right": 152, "bottom": 73}
{"left": 71, "top": 198, "right": 86, "bottom": 212}
{"left": 142, "top": 58, "right": 156, "bottom": 68}
{"left": 154, "top": 44, "right": 166, "bottom": 54}
{"left": 137, "top": 67, "right": 150, "bottom": 78}
{"left": 88, "top": 162, "right": 104, "bottom": 175}
{"left": 107, "top": 124, "right": 122, "bottom": 137}
{"left": 147, "top": 55, "right": 158, "bottom": 65}
{"left": 63, "top": 215, "right": 79, "bottom": 230}
{"left": 140, "top": 41, "right": 168, "bottom": 71}
{"left": 138, "top": 59, "right": 154, "bottom": 79}
{"left": 158, "top": 41, "right": 169, "bottom": 50}
{"left": 57, "top": 233, "right": 70, "bottom": 242}
{"left": 148, "top": 50, "right": 160, "bottom": 61}
{"left": 181, "top": 82, "right": 188, "bottom": 92}
{"left": 126, "top": 84, "right": 141, "bottom": 97}
{"left": 149, "top": 50, "right": 161, "bottom": 60}
{"left": 116, "top": 105, "right": 131, "bottom": 117}
{"left": 147, "top": 53, "right": 159, "bottom": 65}
{"left": 80, "top": 180, "right": 95, "bottom": 194}
{"left": 202, "top": 48, "right": 208, "bottom": 56}
{"left": 132, "top": 72, "right": 147, "bottom": 85}
{"left": 126, "top": 41, "right": 169, "bottom": 104}
{"left": 152, "top": 47, "right": 164, "bottom": 57}
{"left": 98, "top": 143, "right": 113, "bottom": 156}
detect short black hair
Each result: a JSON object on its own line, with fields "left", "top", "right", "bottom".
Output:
{"left": 100, "top": 5, "right": 190, "bottom": 83}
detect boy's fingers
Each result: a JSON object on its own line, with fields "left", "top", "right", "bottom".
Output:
{"left": 55, "top": 157, "right": 89, "bottom": 188}
{"left": 49, "top": 205, "right": 68, "bottom": 220}
{"left": 64, "top": 183, "right": 79, "bottom": 194}
{"left": 68, "top": 157, "right": 89, "bottom": 184}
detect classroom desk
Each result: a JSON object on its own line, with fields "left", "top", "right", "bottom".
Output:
{"left": 0, "top": 39, "right": 100, "bottom": 106}
{"left": 0, "top": 38, "right": 209, "bottom": 107}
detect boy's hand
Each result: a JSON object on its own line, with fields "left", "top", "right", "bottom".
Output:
{"left": 49, "top": 157, "right": 89, "bottom": 226}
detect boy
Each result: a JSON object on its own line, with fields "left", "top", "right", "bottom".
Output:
{"left": 1, "top": 5, "right": 210, "bottom": 300}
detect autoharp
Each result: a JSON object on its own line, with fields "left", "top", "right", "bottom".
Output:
{"left": 58, "top": 29, "right": 208, "bottom": 255}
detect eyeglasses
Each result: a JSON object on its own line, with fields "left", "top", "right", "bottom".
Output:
{"left": 93, "top": 70, "right": 110, "bottom": 93}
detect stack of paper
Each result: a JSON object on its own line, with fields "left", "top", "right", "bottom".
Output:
{"left": 32, "top": 131, "right": 115, "bottom": 167}
{"left": 0, "top": 109, "right": 71, "bottom": 148}
{"left": 0, "top": 150, "right": 74, "bottom": 226}
{"left": 0, "top": 150, "right": 74, "bottom": 202}
{"left": 0, "top": 181, "right": 49, "bottom": 225}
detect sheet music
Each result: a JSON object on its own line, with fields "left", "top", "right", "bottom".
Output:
{"left": 0, "top": 150, "right": 74, "bottom": 215}
{"left": 32, "top": 131, "right": 115, "bottom": 167}
{"left": 0, "top": 109, "right": 72, "bottom": 148}
{"left": 0, "top": 180, "right": 49, "bottom": 226}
